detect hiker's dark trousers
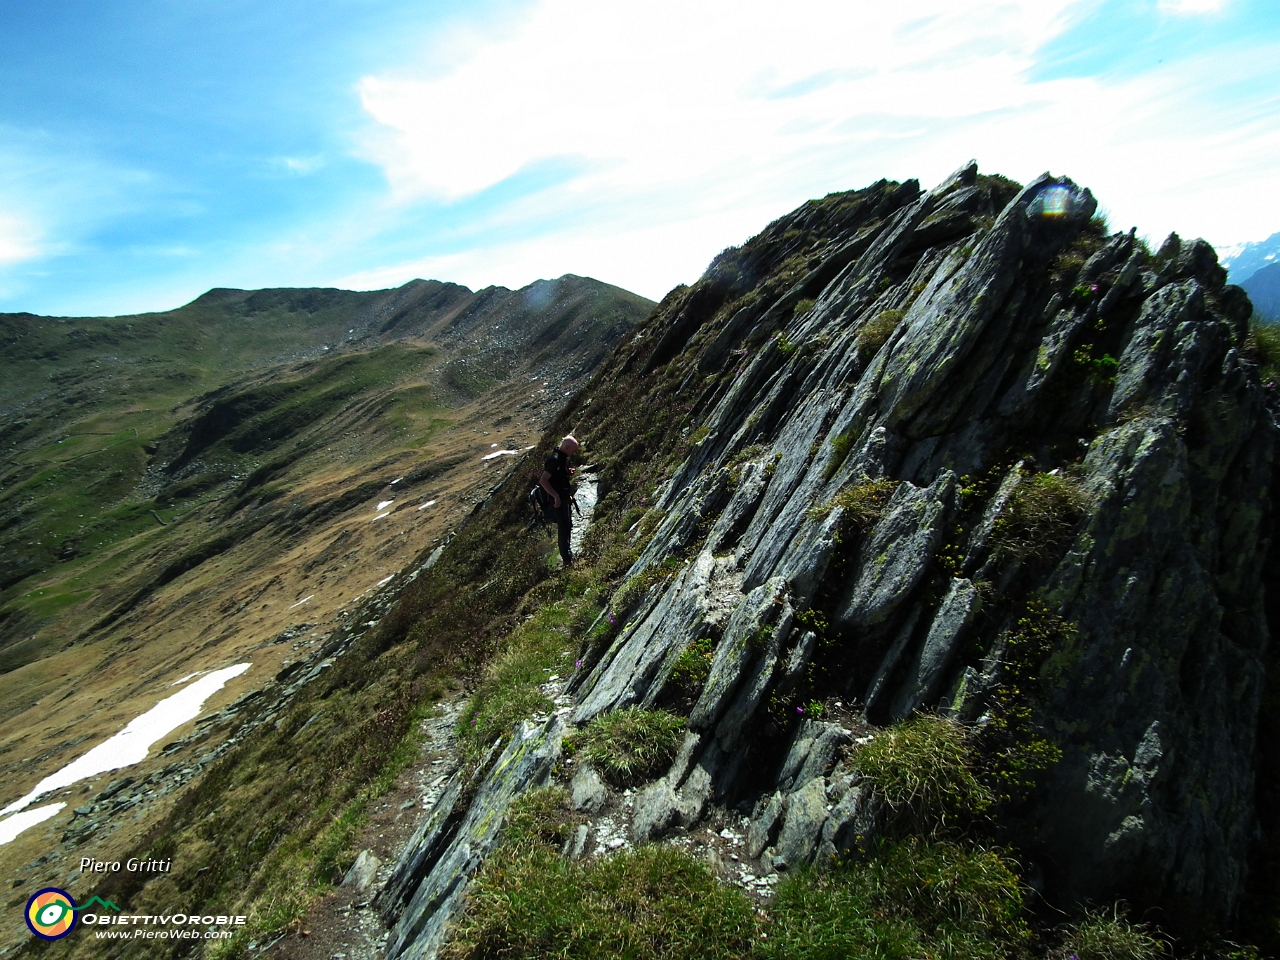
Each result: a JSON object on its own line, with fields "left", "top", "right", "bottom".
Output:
{"left": 552, "top": 502, "right": 573, "bottom": 565}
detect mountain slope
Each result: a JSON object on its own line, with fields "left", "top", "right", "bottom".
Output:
{"left": 1243, "top": 261, "right": 1280, "bottom": 321}
{"left": 39, "top": 166, "right": 1277, "bottom": 960}
{"left": 1221, "top": 230, "right": 1280, "bottom": 285}
{"left": 375, "top": 164, "right": 1270, "bottom": 949}
{"left": 0, "top": 274, "right": 650, "bottom": 670}
{"left": 0, "top": 274, "right": 651, "bottom": 954}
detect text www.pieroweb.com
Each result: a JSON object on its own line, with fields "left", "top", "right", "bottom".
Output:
{"left": 96, "top": 928, "right": 233, "bottom": 940}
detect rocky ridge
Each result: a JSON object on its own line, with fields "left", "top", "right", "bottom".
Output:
{"left": 365, "top": 163, "right": 1271, "bottom": 956}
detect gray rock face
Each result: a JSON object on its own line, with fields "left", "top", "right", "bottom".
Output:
{"left": 1032, "top": 406, "right": 1271, "bottom": 920}
{"left": 343, "top": 849, "right": 382, "bottom": 893}
{"left": 572, "top": 552, "right": 741, "bottom": 723}
{"left": 835, "top": 473, "right": 956, "bottom": 629}
{"left": 381, "top": 717, "right": 564, "bottom": 960}
{"left": 385, "top": 164, "right": 1274, "bottom": 958}
{"left": 890, "top": 577, "right": 981, "bottom": 720}
{"left": 774, "top": 776, "right": 829, "bottom": 869}
{"left": 571, "top": 764, "right": 608, "bottom": 814}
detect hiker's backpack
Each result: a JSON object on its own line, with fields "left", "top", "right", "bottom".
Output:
{"left": 527, "top": 484, "right": 556, "bottom": 531}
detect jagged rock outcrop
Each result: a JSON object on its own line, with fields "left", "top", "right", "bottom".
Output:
{"left": 383, "top": 162, "right": 1275, "bottom": 955}
{"left": 378, "top": 717, "right": 565, "bottom": 960}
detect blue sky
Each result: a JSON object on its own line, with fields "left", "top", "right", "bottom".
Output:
{"left": 1, "top": 0, "right": 1278, "bottom": 316}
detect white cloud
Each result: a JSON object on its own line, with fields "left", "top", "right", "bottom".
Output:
{"left": 0, "top": 212, "right": 40, "bottom": 265}
{"left": 357, "top": 0, "right": 1079, "bottom": 203}
{"left": 344, "top": 0, "right": 1279, "bottom": 298}
{"left": 276, "top": 155, "right": 326, "bottom": 175}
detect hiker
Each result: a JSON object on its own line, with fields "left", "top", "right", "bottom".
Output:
{"left": 539, "top": 435, "right": 579, "bottom": 566}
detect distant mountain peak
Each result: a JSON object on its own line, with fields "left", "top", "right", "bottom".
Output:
{"left": 1219, "top": 230, "right": 1280, "bottom": 284}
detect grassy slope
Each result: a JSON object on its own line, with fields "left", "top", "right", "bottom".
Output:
{"left": 0, "top": 288, "right": 392, "bottom": 660}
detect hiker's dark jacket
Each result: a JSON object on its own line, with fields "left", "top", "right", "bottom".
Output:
{"left": 544, "top": 449, "right": 572, "bottom": 499}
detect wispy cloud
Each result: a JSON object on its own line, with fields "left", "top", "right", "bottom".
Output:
{"left": 347, "top": 0, "right": 1279, "bottom": 299}
{"left": 357, "top": 0, "right": 1078, "bottom": 203}
{"left": 2, "top": 0, "right": 1275, "bottom": 315}
{"left": 0, "top": 213, "right": 39, "bottom": 265}
{"left": 276, "top": 155, "right": 327, "bottom": 175}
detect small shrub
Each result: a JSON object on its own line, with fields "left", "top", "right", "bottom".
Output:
{"left": 793, "top": 297, "right": 817, "bottom": 317}
{"left": 815, "top": 476, "right": 899, "bottom": 529}
{"left": 854, "top": 714, "right": 992, "bottom": 833}
{"left": 990, "top": 470, "right": 1087, "bottom": 566}
{"left": 575, "top": 707, "right": 686, "bottom": 787}
{"left": 766, "top": 839, "right": 1030, "bottom": 960}
{"left": 775, "top": 331, "right": 800, "bottom": 356}
{"left": 1057, "top": 905, "right": 1165, "bottom": 960}
{"left": 667, "top": 636, "right": 716, "bottom": 701}
{"left": 977, "top": 600, "right": 1069, "bottom": 807}
{"left": 502, "top": 786, "right": 578, "bottom": 852}
{"left": 1072, "top": 347, "right": 1119, "bottom": 385}
{"left": 1245, "top": 318, "right": 1280, "bottom": 387}
{"left": 856, "top": 308, "right": 905, "bottom": 361}
{"left": 443, "top": 844, "right": 757, "bottom": 960}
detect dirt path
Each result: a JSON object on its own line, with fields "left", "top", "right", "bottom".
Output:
{"left": 258, "top": 698, "right": 464, "bottom": 960}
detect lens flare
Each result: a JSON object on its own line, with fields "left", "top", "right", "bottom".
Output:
{"left": 1025, "top": 183, "right": 1087, "bottom": 221}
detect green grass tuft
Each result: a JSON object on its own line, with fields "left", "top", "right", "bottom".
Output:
{"left": 766, "top": 839, "right": 1030, "bottom": 960}
{"left": 458, "top": 594, "right": 600, "bottom": 763}
{"left": 1245, "top": 318, "right": 1280, "bottom": 386}
{"left": 991, "top": 470, "right": 1087, "bottom": 566}
{"left": 442, "top": 843, "right": 757, "bottom": 960}
{"left": 666, "top": 636, "right": 716, "bottom": 705}
{"left": 812, "top": 476, "right": 899, "bottom": 527}
{"left": 1057, "top": 906, "right": 1166, "bottom": 960}
{"left": 574, "top": 707, "right": 686, "bottom": 788}
{"left": 854, "top": 714, "right": 992, "bottom": 834}
{"left": 855, "top": 308, "right": 905, "bottom": 362}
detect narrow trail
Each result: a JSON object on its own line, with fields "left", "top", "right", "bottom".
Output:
{"left": 262, "top": 698, "right": 464, "bottom": 960}
{"left": 261, "top": 470, "right": 599, "bottom": 960}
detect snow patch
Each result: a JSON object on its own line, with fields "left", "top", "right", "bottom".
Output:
{"left": 0, "top": 803, "right": 65, "bottom": 847}
{"left": 289, "top": 595, "right": 314, "bottom": 609}
{"left": 376, "top": 500, "right": 395, "bottom": 512}
{"left": 417, "top": 499, "right": 437, "bottom": 511}
{"left": 0, "top": 664, "right": 252, "bottom": 821}
{"left": 481, "top": 450, "right": 518, "bottom": 461}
